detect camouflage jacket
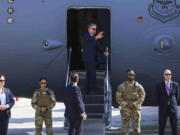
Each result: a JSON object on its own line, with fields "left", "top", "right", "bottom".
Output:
{"left": 116, "top": 81, "right": 145, "bottom": 110}
{"left": 31, "top": 88, "right": 56, "bottom": 113}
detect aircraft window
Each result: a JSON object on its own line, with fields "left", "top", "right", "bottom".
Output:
{"left": 8, "top": 0, "right": 15, "bottom": 4}
{"left": 7, "top": 7, "right": 14, "bottom": 14}
{"left": 137, "top": 16, "right": 144, "bottom": 23}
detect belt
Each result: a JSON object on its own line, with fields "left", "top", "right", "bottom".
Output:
{"left": 0, "top": 110, "right": 6, "bottom": 114}
{"left": 124, "top": 99, "right": 137, "bottom": 103}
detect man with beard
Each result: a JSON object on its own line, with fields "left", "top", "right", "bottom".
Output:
{"left": 116, "top": 69, "right": 145, "bottom": 135}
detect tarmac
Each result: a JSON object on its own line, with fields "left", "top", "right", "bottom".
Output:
{"left": 8, "top": 98, "right": 180, "bottom": 135}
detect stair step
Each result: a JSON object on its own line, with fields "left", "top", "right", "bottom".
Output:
{"left": 79, "top": 76, "right": 105, "bottom": 80}
{"left": 80, "top": 86, "right": 104, "bottom": 90}
{"left": 79, "top": 86, "right": 104, "bottom": 91}
{"left": 86, "top": 113, "right": 104, "bottom": 119}
{"left": 85, "top": 104, "right": 104, "bottom": 113}
{"left": 83, "top": 119, "right": 105, "bottom": 133}
{"left": 79, "top": 91, "right": 104, "bottom": 96}
{"left": 77, "top": 71, "right": 105, "bottom": 79}
{"left": 82, "top": 133, "right": 105, "bottom": 135}
{"left": 83, "top": 134, "right": 105, "bottom": 135}
{"left": 82, "top": 92, "right": 104, "bottom": 96}
{"left": 79, "top": 79, "right": 104, "bottom": 86}
{"left": 76, "top": 71, "right": 105, "bottom": 75}
{"left": 83, "top": 95, "right": 104, "bottom": 104}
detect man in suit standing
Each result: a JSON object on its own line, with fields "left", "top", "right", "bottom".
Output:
{"left": 64, "top": 72, "right": 87, "bottom": 135}
{"left": 0, "top": 75, "right": 15, "bottom": 135}
{"left": 155, "top": 69, "right": 179, "bottom": 135}
{"left": 82, "top": 23, "right": 109, "bottom": 94}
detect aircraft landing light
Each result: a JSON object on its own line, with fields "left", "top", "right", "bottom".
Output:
{"left": 7, "top": 7, "right": 14, "bottom": 14}
{"left": 7, "top": 18, "right": 14, "bottom": 24}
{"left": 8, "top": 0, "right": 15, "bottom": 4}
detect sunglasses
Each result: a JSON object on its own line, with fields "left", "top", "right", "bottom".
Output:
{"left": 164, "top": 74, "right": 171, "bottom": 76}
{"left": 0, "top": 80, "right": 5, "bottom": 82}
{"left": 128, "top": 74, "right": 135, "bottom": 76}
{"left": 40, "top": 82, "right": 47, "bottom": 85}
{"left": 91, "top": 28, "right": 96, "bottom": 31}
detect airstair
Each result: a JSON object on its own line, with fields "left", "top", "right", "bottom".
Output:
{"left": 64, "top": 48, "right": 112, "bottom": 135}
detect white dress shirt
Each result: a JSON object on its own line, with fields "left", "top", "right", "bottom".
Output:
{"left": 0, "top": 88, "right": 6, "bottom": 106}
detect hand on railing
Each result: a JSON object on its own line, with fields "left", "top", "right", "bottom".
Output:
{"left": 104, "top": 52, "right": 109, "bottom": 56}
{"left": 104, "top": 47, "right": 109, "bottom": 56}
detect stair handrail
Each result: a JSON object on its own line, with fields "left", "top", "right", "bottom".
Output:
{"left": 65, "top": 47, "right": 72, "bottom": 87}
{"left": 105, "top": 47, "right": 109, "bottom": 92}
{"left": 104, "top": 47, "right": 109, "bottom": 105}
{"left": 104, "top": 47, "right": 112, "bottom": 128}
{"left": 64, "top": 47, "right": 72, "bottom": 130}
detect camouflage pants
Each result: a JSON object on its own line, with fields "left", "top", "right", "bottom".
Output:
{"left": 120, "top": 109, "right": 141, "bottom": 135}
{"left": 35, "top": 112, "right": 53, "bottom": 135}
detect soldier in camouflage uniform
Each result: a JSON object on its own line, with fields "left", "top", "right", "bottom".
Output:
{"left": 31, "top": 77, "right": 56, "bottom": 135}
{"left": 116, "top": 69, "right": 145, "bottom": 135}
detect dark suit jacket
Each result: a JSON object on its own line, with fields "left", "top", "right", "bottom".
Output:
{"left": 64, "top": 83, "right": 85, "bottom": 120}
{"left": 82, "top": 32, "right": 105, "bottom": 63}
{"left": 155, "top": 81, "right": 179, "bottom": 114}
{"left": 0, "top": 88, "right": 15, "bottom": 119}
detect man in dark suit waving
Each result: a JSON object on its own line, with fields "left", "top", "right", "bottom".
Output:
{"left": 155, "top": 69, "right": 179, "bottom": 135}
{"left": 0, "top": 75, "right": 15, "bottom": 135}
{"left": 64, "top": 72, "right": 87, "bottom": 135}
{"left": 82, "top": 23, "right": 109, "bottom": 94}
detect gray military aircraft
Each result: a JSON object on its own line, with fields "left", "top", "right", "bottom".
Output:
{"left": 1, "top": 0, "right": 180, "bottom": 107}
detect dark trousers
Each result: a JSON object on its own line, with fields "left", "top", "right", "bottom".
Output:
{"left": 159, "top": 106, "right": 177, "bottom": 135}
{"left": 68, "top": 118, "right": 82, "bottom": 135}
{"left": 0, "top": 111, "right": 9, "bottom": 135}
{"left": 84, "top": 61, "right": 96, "bottom": 94}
